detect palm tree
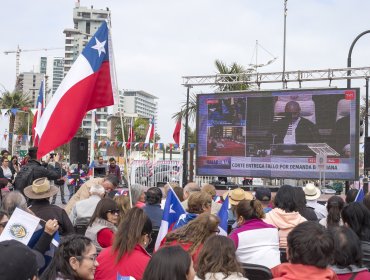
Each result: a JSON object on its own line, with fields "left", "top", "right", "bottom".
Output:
{"left": 0, "top": 91, "right": 33, "bottom": 153}
{"left": 173, "top": 60, "right": 250, "bottom": 122}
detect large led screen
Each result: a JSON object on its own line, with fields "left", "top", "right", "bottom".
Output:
{"left": 196, "top": 88, "right": 359, "bottom": 180}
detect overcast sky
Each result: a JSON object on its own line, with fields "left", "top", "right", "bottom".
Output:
{"left": 2, "top": 0, "right": 370, "bottom": 143}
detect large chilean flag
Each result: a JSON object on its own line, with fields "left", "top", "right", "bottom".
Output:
{"left": 35, "top": 21, "right": 114, "bottom": 158}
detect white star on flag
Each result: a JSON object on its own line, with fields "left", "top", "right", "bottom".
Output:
{"left": 91, "top": 37, "right": 106, "bottom": 56}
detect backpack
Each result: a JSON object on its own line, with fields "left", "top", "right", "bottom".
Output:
{"left": 14, "top": 165, "right": 34, "bottom": 194}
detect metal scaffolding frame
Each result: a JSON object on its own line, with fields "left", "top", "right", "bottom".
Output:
{"left": 182, "top": 66, "right": 370, "bottom": 89}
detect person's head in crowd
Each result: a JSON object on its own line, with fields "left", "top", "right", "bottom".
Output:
{"left": 2, "top": 191, "right": 29, "bottom": 216}
{"left": 326, "top": 195, "right": 345, "bottom": 228}
{"left": 112, "top": 207, "right": 152, "bottom": 262}
{"left": 89, "top": 197, "right": 120, "bottom": 227}
{"left": 255, "top": 187, "right": 271, "bottom": 204}
{"left": 330, "top": 226, "right": 364, "bottom": 269}
{"left": 341, "top": 202, "right": 370, "bottom": 241}
{"left": 364, "top": 192, "right": 370, "bottom": 211}
{"left": 98, "top": 156, "right": 104, "bottom": 165}
{"left": 131, "top": 184, "right": 146, "bottom": 207}
{"left": 173, "top": 186, "right": 184, "bottom": 202}
{"left": 236, "top": 199, "right": 265, "bottom": 227}
{"left": 285, "top": 101, "right": 301, "bottom": 122}
{"left": 102, "top": 174, "right": 119, "bottom": 194}
{"left": 28, "top": 147, "right": 38, "bottom": 160}
{"left": 113, "top": 194, "right": 131, "bottom": 221}
{"left": 201, "top": 183, "right": 217, "bottom": 200}
{"left": 187, "top": 191, "right": 212, "bottom": 214}
{"left": 142, "top": 246, "right": 195, "bottom": 280}
{"left": 109, "top": 157, "right": 116, "bottom": 167}
{"left": 345, "top": 189, "right": 359, "bottom": 204}
{"left": 303, "top": 182, "right": 321, "bottom": 202}
{"left": 224, "top": 188, "right": 253, "bottom": 206}
{"left": 0, "top": 239, "right": 44, "bottom": 280}
{"left": 197, "top": 235, "right": 244, "bottom": 280}
{"left": 0, "top": 178, "right": 8, "bottom": 189}
{"left": 183, "top": 182, "right": 201, "bottom": 200}
{"left": 1, "top": 156, "right": 9, "bottom": 168}
{"left": 11, "top": 155, "right": 18, "bottom": 165}
{"left": 165, "top": 213, "right": 220, "bottom": 256}
{"left": 0, "top": 150, "right": 9, "bottom": 157}
{"left": 89, "top": 184, "right": 105, "bottom": 198}
{"left": 292, "top": 187, "right": 308, "bottom": 212}
{"left": 287, "top": 221, "right": 333, "bottom": 268}
{"left": 0, "top": 210, "right": 9, "bottom": 235}
{"left": 146, "top": 187, "right": 162, "bottom": 205}
{"left": 41, "top": 235, "right": 97, "bottom": 280}
{"left": 162, "top": 182, "right": 180, "bottom": 199}
{"left": 274, "top": 185, "right": 298, "bottom": 212}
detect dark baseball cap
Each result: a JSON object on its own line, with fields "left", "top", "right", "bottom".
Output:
{"left": 255, "top": 187, "right": 271, "bottom": 201}
{"left": 0, "top": 239, "right": 44, "bottom": 280}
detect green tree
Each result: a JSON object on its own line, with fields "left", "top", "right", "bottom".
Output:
{"left": 0, "top": 91, "right": 33, "bottom": 152}
{"left": 173, "top": 60, "right": 250, "bottom": 122}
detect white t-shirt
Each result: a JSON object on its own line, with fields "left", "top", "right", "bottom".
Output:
{"left": 283, "top": 117, "right": 301, "bottom": 144}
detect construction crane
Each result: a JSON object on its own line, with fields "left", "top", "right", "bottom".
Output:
{"left": 4, "top": 45, "right": 64, "bottom": 80}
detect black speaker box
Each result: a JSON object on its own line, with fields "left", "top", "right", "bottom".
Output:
{"left": 70, "top": 137, "right": 88, "bottom": 164}
{"left": 365, "top": 137, "right": 370, "bottom": 170}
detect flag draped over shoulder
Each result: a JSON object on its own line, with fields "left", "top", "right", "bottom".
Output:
{"left": 35, "top": 20, "right": 114, "bottom": 158}
{"left": 32, "top": 81, "right": 44, "bottom": 147}
{"left": 172, "top": 117, "right": 181, "bottom": 145}
{"left": 154, "top": 187, "right": 186, "bottom": 251}
{"left": 217, "top": 196, "right": 229, "bottom": 236}
{"left": 145, "top": 117, "right": 155, "bottom": 144}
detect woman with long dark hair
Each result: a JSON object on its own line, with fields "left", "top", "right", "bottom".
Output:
{"left": 94, "top": 207, "right": 152, "bottom": 280}
{"left": 319, "top": 196, "right": 344, "bottom": 228}
{"left": 142, "top": 246, "right": 195, "bottom": 280}
{"left": 341, "top": 203, "right": 370, "bottom": 270}
{"left": 41, "top": 235, "right": 98, "bottom": 280}
{"left": 85, "top": 198, "right": 119, "bottom": 252}
{"left": 196, "top": 235, "right": 247, "bottom": 280}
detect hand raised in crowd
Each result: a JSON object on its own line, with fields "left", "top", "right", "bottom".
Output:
{"left": 44, "top": 219, "right": 59, "bottom": 236}
{"left": 54, "top": 153, "right": 60, "bottom": 162}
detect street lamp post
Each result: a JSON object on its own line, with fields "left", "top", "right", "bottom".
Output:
{"left": 347, "top": 30, "right": 370, "bottom": 195}
{"left": 182, "top": 86, "right": 191, "bottom": 186}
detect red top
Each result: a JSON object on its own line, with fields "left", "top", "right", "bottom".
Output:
{"left": 97, "top": 228, "right": 114, "bottom": 248}
{"left": 161, "top": 240, "right": 203, "bottom": 270}
{"left": 271, "top": 263, "right": 338, "bottom": 280}
{"left": 95, "top": 244, "right": 151, "bottom": 280}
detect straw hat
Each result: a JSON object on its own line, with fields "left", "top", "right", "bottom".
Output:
{"left": 222, "top": 188, "right": 253, "bottom": 205}
{"left": 303, "top": 183, "right": 321, "bottom": 200}
{"left": 24, "top": 178, "right": 58, "bottom": 200}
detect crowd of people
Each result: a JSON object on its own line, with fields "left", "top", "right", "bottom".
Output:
{"left": 0, "top": 148, "right": 370, "bottom": 279}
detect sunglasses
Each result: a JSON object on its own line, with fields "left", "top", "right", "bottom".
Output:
{"left": 106, "top": 209, "right": 120, "bottom": 215}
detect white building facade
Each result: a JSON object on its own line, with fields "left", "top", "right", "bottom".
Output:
{"left": 63, "top": 3, "right": 111, "bottom": 139}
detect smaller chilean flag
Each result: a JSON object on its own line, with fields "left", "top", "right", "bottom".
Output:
{"left": 144, "top": 116, "right": 155, "bottom": 144}
{"left": 172, "top": 117, "right": 181, "bottom": 145}
{"left": 31, "top": 81, "right": 44, "bottom": 147}
{"left": 35, "top": 21, "right": 114, "bottom": 158}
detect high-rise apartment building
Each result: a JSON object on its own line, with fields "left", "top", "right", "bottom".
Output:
{"left": 40, "top": 56, "right": 64, "bottom": 103}
{"left": 63, "top": 2, "right": 111, "bottom": 139}
{"left": 16, "top": 72, "right": 44, "bottom": 107}
{"left": 122, "top": 90, "right": 158, "bottom": 120}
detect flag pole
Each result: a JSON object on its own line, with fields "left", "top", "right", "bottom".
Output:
{"left": 107, "top": 19, "right": 132, "bottom": 207}
{"left": 89, "top": 110, "right": 96, "bottom": 177}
